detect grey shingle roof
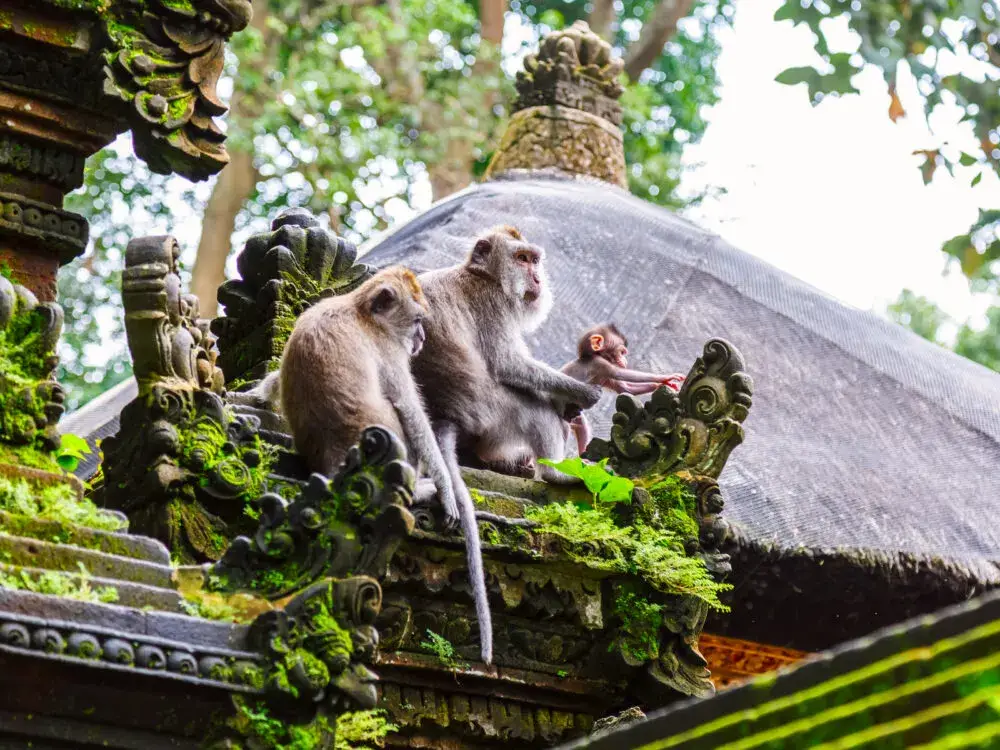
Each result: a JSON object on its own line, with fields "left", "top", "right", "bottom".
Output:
{"left": 360, "top": 173, "right": 1000, "bottom": 574}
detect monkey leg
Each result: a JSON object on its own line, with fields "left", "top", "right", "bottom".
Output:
{"left": 570, "top": 415, "right": 592, "bottom": 456}
{"left": 529, "top": 410, "right": 583, "bottom": 486}
{"left": 414, "top": 477, "right": 438, "bottom": 505}
{"left": 475, "top": 435, "right": 536, "bottom": 479}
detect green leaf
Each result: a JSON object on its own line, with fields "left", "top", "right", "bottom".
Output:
{"left": 775, "top": 66, "right": 817, "bottom": 86}
{"left": 58, "top": 433, "right": 92, "bottom": 460}
{"left": 959, "top": 152, "right": 978, "bottom": 167}
{"left": 538, "top": 457, "right": 635, "bottom": 505}
{"left": 971, "top": 172, "right": 983, "bottom": 187}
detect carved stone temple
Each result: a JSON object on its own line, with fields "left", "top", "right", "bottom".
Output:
{"left": 1, "top": 7, "right": 999, "bottom": 750}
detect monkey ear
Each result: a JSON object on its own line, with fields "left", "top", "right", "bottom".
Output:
{"left": 470, "top": 238, "right": 492, "bottom": 269}
{"left": 589, "top": 334, "right": 604, "bottom": 352}
{"left": 370, "top": 286, "right": 398, "bottom": 314}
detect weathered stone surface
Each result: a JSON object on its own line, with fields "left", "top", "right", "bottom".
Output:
{"left": 485, "top": 105, "right": 627, "bottom": 188}
{"left": 0, "top": 510, "right": 170, "bottom": 564}
{"left": 0, "top": 532, "right": 174, "bottom": 588}
{"left": 0, "top": 565, "right": 182, "bottom": 611}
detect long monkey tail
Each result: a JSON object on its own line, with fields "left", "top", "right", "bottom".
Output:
{"left": 438, "top": 423, "right": 493, "bottom": 665}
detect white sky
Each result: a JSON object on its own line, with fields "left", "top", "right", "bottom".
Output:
{"left": 679, "top": 0, "right": 998, "bottom": 327}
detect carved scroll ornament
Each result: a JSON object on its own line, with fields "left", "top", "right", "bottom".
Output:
{"left": 586, "top": 338, "right": 753, "bottom": 480}
{"left": 99, "top": 235, "right": 270, "bottom": 563}
{"left": 101, "top": 0, "right": 253, "bottom": 180}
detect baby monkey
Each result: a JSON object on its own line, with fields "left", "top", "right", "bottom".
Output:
{"left": 560, "top": 323, "right": 685, "bottom": 454}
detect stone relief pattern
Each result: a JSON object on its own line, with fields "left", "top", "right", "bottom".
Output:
{"left": 0, "top": 192, "right": 89, "bottom": 261}
{"left": 0, "top": 609, "right": 265, "bottom": 690}
{"left": 213, "top": 207, "right": 374, "bottom": 389}
{"left": 98, "top": 235, "right": 268, "bottom": 563}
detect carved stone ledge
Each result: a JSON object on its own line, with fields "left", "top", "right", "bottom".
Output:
{"left": 586, "top": 338, "right": 753, "bottom": 480}
{"left": 0, "top": 191, "right": 89, "bottom": 263}
{"left": 213, "top": 207, "right": 374, "bottom": 390}
{"left": 0, "top": 606, "right": 265, "bottom": 691}
{"left": 97, "top": 234, "right": 272, "bottom": 563}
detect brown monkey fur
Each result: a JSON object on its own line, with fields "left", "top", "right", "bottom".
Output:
{"left": 560, "top": 323, "right": 685, "bottom": 454}
{"left": 279, "top": 266, "right": 494, "bottom": 663}
{"left": 413, "top": 226, "right": 603, "bottom": 484}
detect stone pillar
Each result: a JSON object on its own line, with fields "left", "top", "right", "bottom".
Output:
{"left": 0, "top": 0, "right": 249, "bottom": 465}
{"left": 484, "top": 20, "right": 628, "bottom": 188}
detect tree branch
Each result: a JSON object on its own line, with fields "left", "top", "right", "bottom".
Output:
{"left": 623, "top": 0, "right": 694, "bottom": 81}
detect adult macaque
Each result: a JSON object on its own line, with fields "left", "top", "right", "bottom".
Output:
{"left": 560, "top": 323, "right": 685, "bottom": 454}
{"left": 279, "top": 266, "right": 493, "bottom": 664}
{"left": 414, "top": 226, "right": 602, "bottom": 484}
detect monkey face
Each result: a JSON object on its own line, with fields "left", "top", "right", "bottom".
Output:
{"left": 362, "top": 267, "right": 429, "bottom": 355}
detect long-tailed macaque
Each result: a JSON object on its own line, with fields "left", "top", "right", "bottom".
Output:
{"left": 560, "top": 323, "right": 685, "bottom": 454}
{"left": 279, "top": 267, "right": 493, "bottom": 664}
{"left": 413, "top": 226, "right": 602, "bottom": 484}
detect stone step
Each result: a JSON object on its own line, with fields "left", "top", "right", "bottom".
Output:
{"left": 0, "top": 510, "right": 170, "bottom": 565}
{"left": 0, "top": 564, "right": 183, "bottom": 613}
{"left": 0, "top": 533, "right": 174, "bottom": 589}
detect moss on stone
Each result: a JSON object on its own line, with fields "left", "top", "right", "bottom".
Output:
{"left": 0, "top": 562, "right": 118, "bottom": 604}
{"left": 0, "top": 476, "right": 125, "bottom": 532}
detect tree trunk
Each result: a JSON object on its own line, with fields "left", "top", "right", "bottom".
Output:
{"left": 189, "top": 148, "right": 257, "bottom": 317}
{"left": 427, "top": 0, "right": 506, "bottom": 201}
{"left": 623, "top": 0, "right": 694, "bottom": 81}
{"left": 189, "top": 0, "right": 268, "bottom": 318}
{"left": 587, "top": 0, "right": 616, "bottom": 39}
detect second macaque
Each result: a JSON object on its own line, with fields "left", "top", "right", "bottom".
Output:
{"left": 561, "top": 323, "right": 685, "bottom": 454}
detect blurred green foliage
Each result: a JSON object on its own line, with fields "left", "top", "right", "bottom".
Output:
{"left": 58, "top": 0, "right": 732, "bottom": 407}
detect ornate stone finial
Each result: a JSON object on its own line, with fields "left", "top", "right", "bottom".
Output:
{"left": 514, "top": 20, "right": 624, "bottom": 124}
{"left": 98, "top": 235, "right": 273, "bottom": 563}
{"left": 212, "top": 208, "right": 374, "bottom": 390}
{"left": 484, "top": 20, "right": 627, "bottom": 187}
{"left": 586, "top": 339, "right": 754, "bottom": 480}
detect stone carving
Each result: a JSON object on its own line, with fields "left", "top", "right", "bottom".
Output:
{"left": 0, "top": 192, "right": 89, "bottom": 264}
{"left": 0, "top": 608, "right": 265, "bottom": 690}
{"left": 213, "top": 207, "right": 374, "bottom": 390}
{"left": 101, "top": 0, "right": 253, "bottom": 180}
{"left": 0, "top": 136, "right": 86, "bottom": 192}
{"left": 514, "top": 20, "right": 624, "bottom": 125}
{"left": 98, "top": 235, "right": 273, "bottom": 563}
{"left": 212, "top": 426, "right": 416, "bottom": 597}
{"left": 247, "top": 577, "right": 383, "bottom": 712}
{"left": 0, "top": 274, "right": 65, "bottom": 452}
{"left": 586, "top": 338, "right": 753, "bottom": 479}
{"left": 209, "top": 427, "right": 415, "bottom": 746}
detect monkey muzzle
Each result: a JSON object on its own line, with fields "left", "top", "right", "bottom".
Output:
{"left": 411, "top": 320, "right": 426, "bottom": 356}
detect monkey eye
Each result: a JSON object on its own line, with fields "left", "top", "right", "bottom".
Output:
{"left": 515, "top": 252, "right": 531, "bottom": 263}
{"left": 621, "top": 347, "right": 628, "bottom": 356}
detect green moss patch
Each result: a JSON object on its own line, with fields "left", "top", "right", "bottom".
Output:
{"left": 525, "top": 474, "right": 731, "bottom": 611}
{"left": 0, "top": 475, "right": 125, "bottom": 532}
{"left": 231, "top": 699, "right": 397, "bottom": 750}
{"left": 0, "top": 562, "right": 118, "bottom": 604}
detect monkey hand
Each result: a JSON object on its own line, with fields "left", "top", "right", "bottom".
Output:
{"left": 438, "top": 486, "right": 461, "bottom": 532}
{"left": 662, "top": 374, "right": 685, "bottom": 392}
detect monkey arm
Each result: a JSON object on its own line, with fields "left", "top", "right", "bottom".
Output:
{"left": 615, "top": 381, "right": 663, "bottom": 395}
{"left": 495, "top": 358, "right": 601, "bottom": 405}
{"left": 388, "top": 377, "right": 460, "bottom": 525}
{"left": 605, "top": 364, "right": 683, "bottom": 384}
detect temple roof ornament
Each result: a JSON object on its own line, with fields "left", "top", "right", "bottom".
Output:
{"left": 485, "top": 20, "right": 628, "bottom": 187}
{"left": 514, "top": 20, "right": 625, "bottom": 126}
